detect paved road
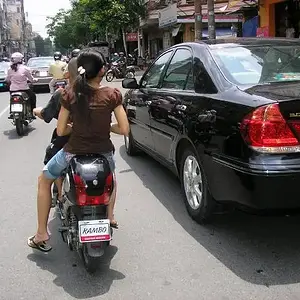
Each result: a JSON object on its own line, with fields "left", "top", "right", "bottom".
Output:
{"left": 1, "top": 80, "right": 300, "bottom": 300}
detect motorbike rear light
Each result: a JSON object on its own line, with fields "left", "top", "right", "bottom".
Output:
{"left": 13, "top": 97, "right": 20, "bottom": 102}
{"left": 73, "top": 173, "right": 113, "bottom": 206}
{"left": 240, "top": 103, "right": 300, "bottom": 153}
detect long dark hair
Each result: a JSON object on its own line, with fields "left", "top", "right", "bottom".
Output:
{"left": 11, "top": 62, "right": 22, "bottom": 72}
{"left": 72, "top": 48, "right": 105, "bottom": 120}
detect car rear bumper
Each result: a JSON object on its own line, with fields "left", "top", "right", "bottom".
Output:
{"left": 204, "top": 154, "right": 300, "bottom": 210}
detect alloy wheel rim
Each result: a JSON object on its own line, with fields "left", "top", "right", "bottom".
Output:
{"left": 127, "top": 72, "right": 134, "bottom": 78}
{"left": 107, "top": 73, "right": 113, "bottom": 81}
{"left": 183, "top": 155, "right": 203, "bottom": 210}
{"left": 124, "top": 135, "right": 129, "bottom": 150}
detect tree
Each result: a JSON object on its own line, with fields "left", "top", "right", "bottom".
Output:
{"left": 34, "top": 35, "right": 45, "bottom": 56}
{"left": 44, "top": 38, "right": 53, "bottom": 56}
{"left": 33, "top": 35, "right": 53, "bottom": 56}
{"left": 46, "top": 0, "right": 146, "bottom": 52}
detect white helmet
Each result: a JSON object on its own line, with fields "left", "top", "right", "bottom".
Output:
{"left": 11, "top": 52, "right": 24, "bottom": 64}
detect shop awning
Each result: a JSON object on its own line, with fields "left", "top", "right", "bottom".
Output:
{"left": 217, "top": 0, "right": 258, "bottom": 14}
{"left": 202, "top": 28, "right": 233, "bottom": 38}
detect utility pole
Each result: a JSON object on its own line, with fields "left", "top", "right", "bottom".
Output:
{"left": 194, "top": 0, "right": 203, "bottom": 41}
{"left": 207, "top": 0, "right": 216, "bottom": 39}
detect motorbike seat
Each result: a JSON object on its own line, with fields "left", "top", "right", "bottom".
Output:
{"left": 11, "top": 92, "right": 29, "bottom": 101}
{"left": 69, "top": 154, "right": 111, "bottom": 179}
{"left": 68, "top": 154, "right": 113, "bottom": 194}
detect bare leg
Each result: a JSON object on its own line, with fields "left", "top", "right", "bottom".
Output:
{"left": 35, "top": 173, "right": 55, "bottom": 242}
{"left": 55, "top": 177, "right": 63, "bottom": 201}
{"left": 107, "top": 177, "right": 117, "bottom": 224}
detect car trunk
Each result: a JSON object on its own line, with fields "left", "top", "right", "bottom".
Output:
{"left": 244, "top": 81, "right": 300, "bottom": 142}
{"left": 34, "top": 67, "right": 49, "bottom": 77}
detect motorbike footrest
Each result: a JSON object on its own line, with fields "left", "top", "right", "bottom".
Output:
{"left": 58, "top": 226, "right": 69, "bottom": 232}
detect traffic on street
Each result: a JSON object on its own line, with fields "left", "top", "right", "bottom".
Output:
{"left": 1, "top": 75, "right": 300, "bottom": 300}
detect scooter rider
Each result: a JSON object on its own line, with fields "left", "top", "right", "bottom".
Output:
{"left": 48, "top": 51, "right": 67, "bottom": 94}
{"left": 117, "top": 52, "right": 127, "bottom": 76}
{"left": 71, "top": 48, "right": 80, "bottom": 58}
{"left": 33, "top": 57, "right": 78, "bottom": 202}
{"left": 6, "top": 52, "right": 37, "bottom": 119}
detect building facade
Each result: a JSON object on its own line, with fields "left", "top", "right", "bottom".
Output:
{"left": 139, "top": 0, "right": 242, "bottom": 58}
{"left": 0, "top": 0, "right": 9, "bottom": 56}
{"left": 259, "top": 0, "right": 300, "bottom": 38}
{"left": 6, "top": 0, "right": 26, "bottom": 53}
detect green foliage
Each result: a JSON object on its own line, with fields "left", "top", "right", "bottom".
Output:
{"left": 34, "top": 35, "right": 53, "bottom": 56}
{"left": 47, "top": 0, "right": 146, "bottom": 50}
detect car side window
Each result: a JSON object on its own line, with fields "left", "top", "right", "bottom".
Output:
{"left": 140, "top": 51, "right": 173, "bottom": 88}
{"left": 161, "top": 48, "right": 193, "bottom": 90}
{"left": 194, "top": 57, "right": 217, "bottom": 93}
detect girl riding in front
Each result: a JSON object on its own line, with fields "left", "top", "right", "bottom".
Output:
{"left": 28, "top": 48, "right": 129, "bottom": 252}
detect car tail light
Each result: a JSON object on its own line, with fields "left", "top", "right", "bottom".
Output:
{"left": 73, "top": 173, "right": 113, "bottom": 206}
{"left": 240, "top": 103, "right": 300, "bottom": 153}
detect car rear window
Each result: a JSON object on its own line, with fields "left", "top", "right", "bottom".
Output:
{"left": 210, "top": 45, "right": 300, "bottom": 85}
{"left": 27, "top": 58, "right": 53, "bottom": 68}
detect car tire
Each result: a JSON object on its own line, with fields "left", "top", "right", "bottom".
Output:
{"left": 180, "top": 148, "right": 215, "bottom": 224}
{"left": 124, "top": 130, "right": 139, "bottom": 156}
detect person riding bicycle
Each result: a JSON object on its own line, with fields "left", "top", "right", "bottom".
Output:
{"left": 48, "top": 51, "right": 67, "bottom": 94}
{"left": 6, "top": 52, "right": 37, "bottom": 119}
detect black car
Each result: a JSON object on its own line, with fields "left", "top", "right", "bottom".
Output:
{"left": 122, "top": 38, "right": 300, "bottom": 224}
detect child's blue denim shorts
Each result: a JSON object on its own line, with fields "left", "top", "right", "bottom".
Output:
{"left": 43, "top": 149, "right": 115, "bottom": 180}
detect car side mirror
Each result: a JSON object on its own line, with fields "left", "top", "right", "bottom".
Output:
{"left": 122, "top": 78, "right": 139, "bottom": 89}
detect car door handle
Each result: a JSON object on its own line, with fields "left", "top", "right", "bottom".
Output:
{"left": 165, "top": 96, "right": 178, "bottom": 104}
{"left": 175, "top": 104, "right": 187, "bottom": 111}
{"left": 198, "top": 110, "right": 217, "bottom": 123}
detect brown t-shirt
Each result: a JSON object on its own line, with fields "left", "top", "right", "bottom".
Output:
{"left": 60, "top": 86, "right": 122, "bottom": 154}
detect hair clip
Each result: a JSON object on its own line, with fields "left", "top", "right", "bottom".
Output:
{"left": 78, "top": 66, "right": 86, "bottom": 75}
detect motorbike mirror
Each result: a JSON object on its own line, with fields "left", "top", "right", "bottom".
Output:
{"left": 122, "top": 78, "right": 139, "bottom": 89}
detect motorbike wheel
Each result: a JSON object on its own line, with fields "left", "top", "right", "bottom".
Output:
{"left": 125, "top": 71, "right": 135, "bottom": 79}
{"left": 15, "top": 118, "right": 24, "bottom": 136}
{"left": 106, "top": 71, "right": 114, "bottom": 82}
{"left": 81, "top": 244, "right": 101, "bottom": 274}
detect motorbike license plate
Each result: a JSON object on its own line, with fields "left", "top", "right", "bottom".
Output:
{"left": 39, "top": 71, "right": 47, "bottom": 77}
{"left": 56, "top": 81, "right": 65, "bottom": 85}
{"left": 11, "top": 104, "right": 23, "bottom": 112}
{"left": 78, "top": 219, "right": 111, "bottom": 243}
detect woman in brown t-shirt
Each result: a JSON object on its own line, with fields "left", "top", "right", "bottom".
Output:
{"left": 28, "top": 49, "right": 129, "bottom": 252}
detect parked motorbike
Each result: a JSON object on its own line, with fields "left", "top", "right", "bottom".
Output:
{"left": 58, "top": 154, "right": 114, "bottom": 273}
{"left": 54, "top": 80, "right": 67, "bottom": 91}
{"left": 8, "top": 92, "right": 34, "bottom": 136}
{"left": 106, "top": 62, "right": 135, "bottom": 82}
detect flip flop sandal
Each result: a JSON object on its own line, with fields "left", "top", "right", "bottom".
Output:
{"left": 110, "top": 222, "right": 119, "bottom": 229}
{"left": 27, "top": 236, "right": 52, "bottom": 253}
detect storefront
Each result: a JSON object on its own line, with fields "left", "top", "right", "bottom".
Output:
{"left": 180, "top": 15, "right": 242, "bottom": 41}
{"left": 258, "top": 0, "right": 300, "bottom": 37}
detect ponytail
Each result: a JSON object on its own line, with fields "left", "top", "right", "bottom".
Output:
{"left": 11, "top": 62, "right": 21, "bottom": 72}
{"left": 73, "top": 69, "right": 93, "bottom": 121}
{"left": 72, "top": 48, "right": 106, "bottom": 122}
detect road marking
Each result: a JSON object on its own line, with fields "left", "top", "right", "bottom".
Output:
{"left": 0, "top": 105, "right": 9, "bottom": 119}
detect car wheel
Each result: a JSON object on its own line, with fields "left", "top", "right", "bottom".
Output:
{"left": 180, "top": 148, "right": 215, "bottom": 224}
{"left": 124, "top": 130, "right": 139, "bottom": 156}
